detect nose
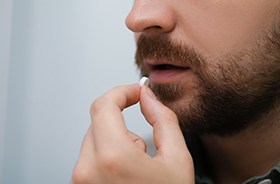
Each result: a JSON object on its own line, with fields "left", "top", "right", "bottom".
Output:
{"left": 125, "top": 0, "right": 176, "bottom": 34}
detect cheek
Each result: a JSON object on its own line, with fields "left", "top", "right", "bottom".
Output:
{"left": 177, "top": 1, "right": 278, "bottom": 57}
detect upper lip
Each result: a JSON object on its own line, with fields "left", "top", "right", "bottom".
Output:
{"left": 144, "top": 58, "right": 191, "bottom": 71}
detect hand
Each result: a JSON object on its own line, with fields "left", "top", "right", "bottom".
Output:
{"left": 71, "top": 83, "right": 194, "bottom": 184}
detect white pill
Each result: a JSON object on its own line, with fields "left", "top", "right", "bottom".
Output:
{"left": 139, "top": 77, "right": 150, "bottom": 87}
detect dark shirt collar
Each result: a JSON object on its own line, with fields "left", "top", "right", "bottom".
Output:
{"left": 183, "top": 131, "right": 280, "bottom": 184}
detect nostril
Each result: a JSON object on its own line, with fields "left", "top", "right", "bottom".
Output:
{"left": 143, "top": 25, "right": 163, "bottom": 32}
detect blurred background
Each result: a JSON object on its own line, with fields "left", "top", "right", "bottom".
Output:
{"left": 0, "top": 0, "right": 154, "bottom": 183}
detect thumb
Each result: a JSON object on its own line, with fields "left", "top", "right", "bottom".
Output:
{"left": 140, "top": 86, "right": 192, "bottom": 163}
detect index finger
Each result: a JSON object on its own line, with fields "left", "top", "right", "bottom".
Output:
{"left": 90, "top": 83, "right": 141, "bottom": 149}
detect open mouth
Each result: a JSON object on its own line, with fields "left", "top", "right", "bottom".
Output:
{"left": 146, "top": 63, "right": 192, "bottom": 83}
{"left": 151, "top": 64, "right": 190, "bottom": 71}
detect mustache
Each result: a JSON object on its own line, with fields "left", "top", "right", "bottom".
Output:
{"left": 135, "top": 34, "right": 204, "bottom": 71}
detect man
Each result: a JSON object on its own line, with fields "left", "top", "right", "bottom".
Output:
{"left": 72, "top": 1, "right": 280, "bottom": 183}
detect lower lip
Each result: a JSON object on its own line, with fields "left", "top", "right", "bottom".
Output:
{"left": 149, "top": 68, "right": 192, "bottom": 84}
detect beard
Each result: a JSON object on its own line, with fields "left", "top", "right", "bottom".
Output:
{"left": 135, "top": 24, "right": 280, "bottom": 136}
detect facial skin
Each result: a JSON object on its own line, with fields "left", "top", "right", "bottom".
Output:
{"left": 126, "top": 0, "right": 280, "bottom": 136}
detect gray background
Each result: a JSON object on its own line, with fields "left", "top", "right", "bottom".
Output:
{"left": 0, "top": 0, "right": 154, "bottom": 183}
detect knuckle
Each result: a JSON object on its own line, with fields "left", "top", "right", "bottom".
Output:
{"left": 72, "top": 165, "right": 92, "bottom": 184}
{"left": 89, "top": 85, "right": 124, "bottom": 114}
{"left": 162, "top": 108, "right": 178, "bottom": 122}
{"left": 90, "top": 96, "right": 108, "bottom": 114}
{"left": 96, "top": 151, "right": 127, "bottom": 176}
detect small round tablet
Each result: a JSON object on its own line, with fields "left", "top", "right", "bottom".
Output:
{"left": 139, "top": 77, "right": 150, "bottom": 87}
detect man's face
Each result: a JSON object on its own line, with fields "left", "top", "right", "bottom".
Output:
{"left": 126, "top": 1, "right": 280, "bottom": 135}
